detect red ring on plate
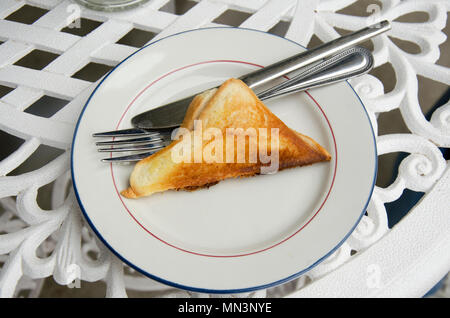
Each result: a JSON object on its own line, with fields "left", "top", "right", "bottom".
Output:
{"left": 110, "top": 60, "right": 338, "bottom": 258}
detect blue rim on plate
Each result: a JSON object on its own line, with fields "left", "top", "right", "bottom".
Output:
{"left": 70, "top": 27, "right": 378, "bottom": 294}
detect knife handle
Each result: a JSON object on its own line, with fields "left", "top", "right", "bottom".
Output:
{"left": 240, "top": 20, "right": 390, "bottom": 89}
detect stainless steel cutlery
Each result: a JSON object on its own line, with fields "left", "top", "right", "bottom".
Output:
{"left": 93, "top": 21, "right": 391, "bottom": 162}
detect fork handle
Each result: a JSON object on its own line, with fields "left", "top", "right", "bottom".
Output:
{"left": 240, "top": 21, "right": 390, "bottom": 89}
{"left": 257, "top": 46, "right": 373, "bottom": 100}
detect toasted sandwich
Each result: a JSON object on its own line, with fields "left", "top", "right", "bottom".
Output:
{"left": 121, "top": 78, "right": 331, "bottom": 198}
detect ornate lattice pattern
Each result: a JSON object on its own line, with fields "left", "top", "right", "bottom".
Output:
{"left": 0, "top": 0, "right": 449, "bottom": 297}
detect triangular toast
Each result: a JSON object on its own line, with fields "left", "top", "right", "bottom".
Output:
{"left": 122, "top": 78, "right": 331, "bottom": 198}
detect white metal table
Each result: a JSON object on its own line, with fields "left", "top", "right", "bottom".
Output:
{"left": 0, "top": 0, "right": 449, "bottom": 298}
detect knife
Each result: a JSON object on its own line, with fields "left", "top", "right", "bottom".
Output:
{"left": 131, "top": 21, "right": 391, "bottom": 130}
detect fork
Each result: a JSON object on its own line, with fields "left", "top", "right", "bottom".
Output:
{"left": 94, "top": 46, "right": 374, "bottom": 163}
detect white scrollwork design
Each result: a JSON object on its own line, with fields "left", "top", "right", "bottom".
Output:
{"left": 0, "top": 0, "right": 448, "bottom": 297}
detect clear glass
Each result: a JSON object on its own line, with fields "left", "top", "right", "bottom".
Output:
{"left": 74, "top": 0, "right": 150, "bottom": 12}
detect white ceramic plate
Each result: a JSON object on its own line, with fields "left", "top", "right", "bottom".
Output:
{"left": 71, "top": 27, "right": 377, "bottom": 293}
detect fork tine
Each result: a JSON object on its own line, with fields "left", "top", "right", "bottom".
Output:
{"left": 101, "top": 150, "right": 160, "bottom": 163}
{"left": 93, "top": 128, "right": 159, "bottom": 138}
{"left": 98, "top": 143, "right": 167, "bottom": 152}
{"left": 95, "top": 135, "right": 169, "bottom": 146}
{"left": 94, "top": 128, "right": 173, "bottom": 162}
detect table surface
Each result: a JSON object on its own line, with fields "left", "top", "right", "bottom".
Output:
{"left": 0, "top": 0, "right": 449, "bottom": 298}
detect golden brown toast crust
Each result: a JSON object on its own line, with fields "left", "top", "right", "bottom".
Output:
{"left": 121, "top": 78, "right": 331, "bottom": 198}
